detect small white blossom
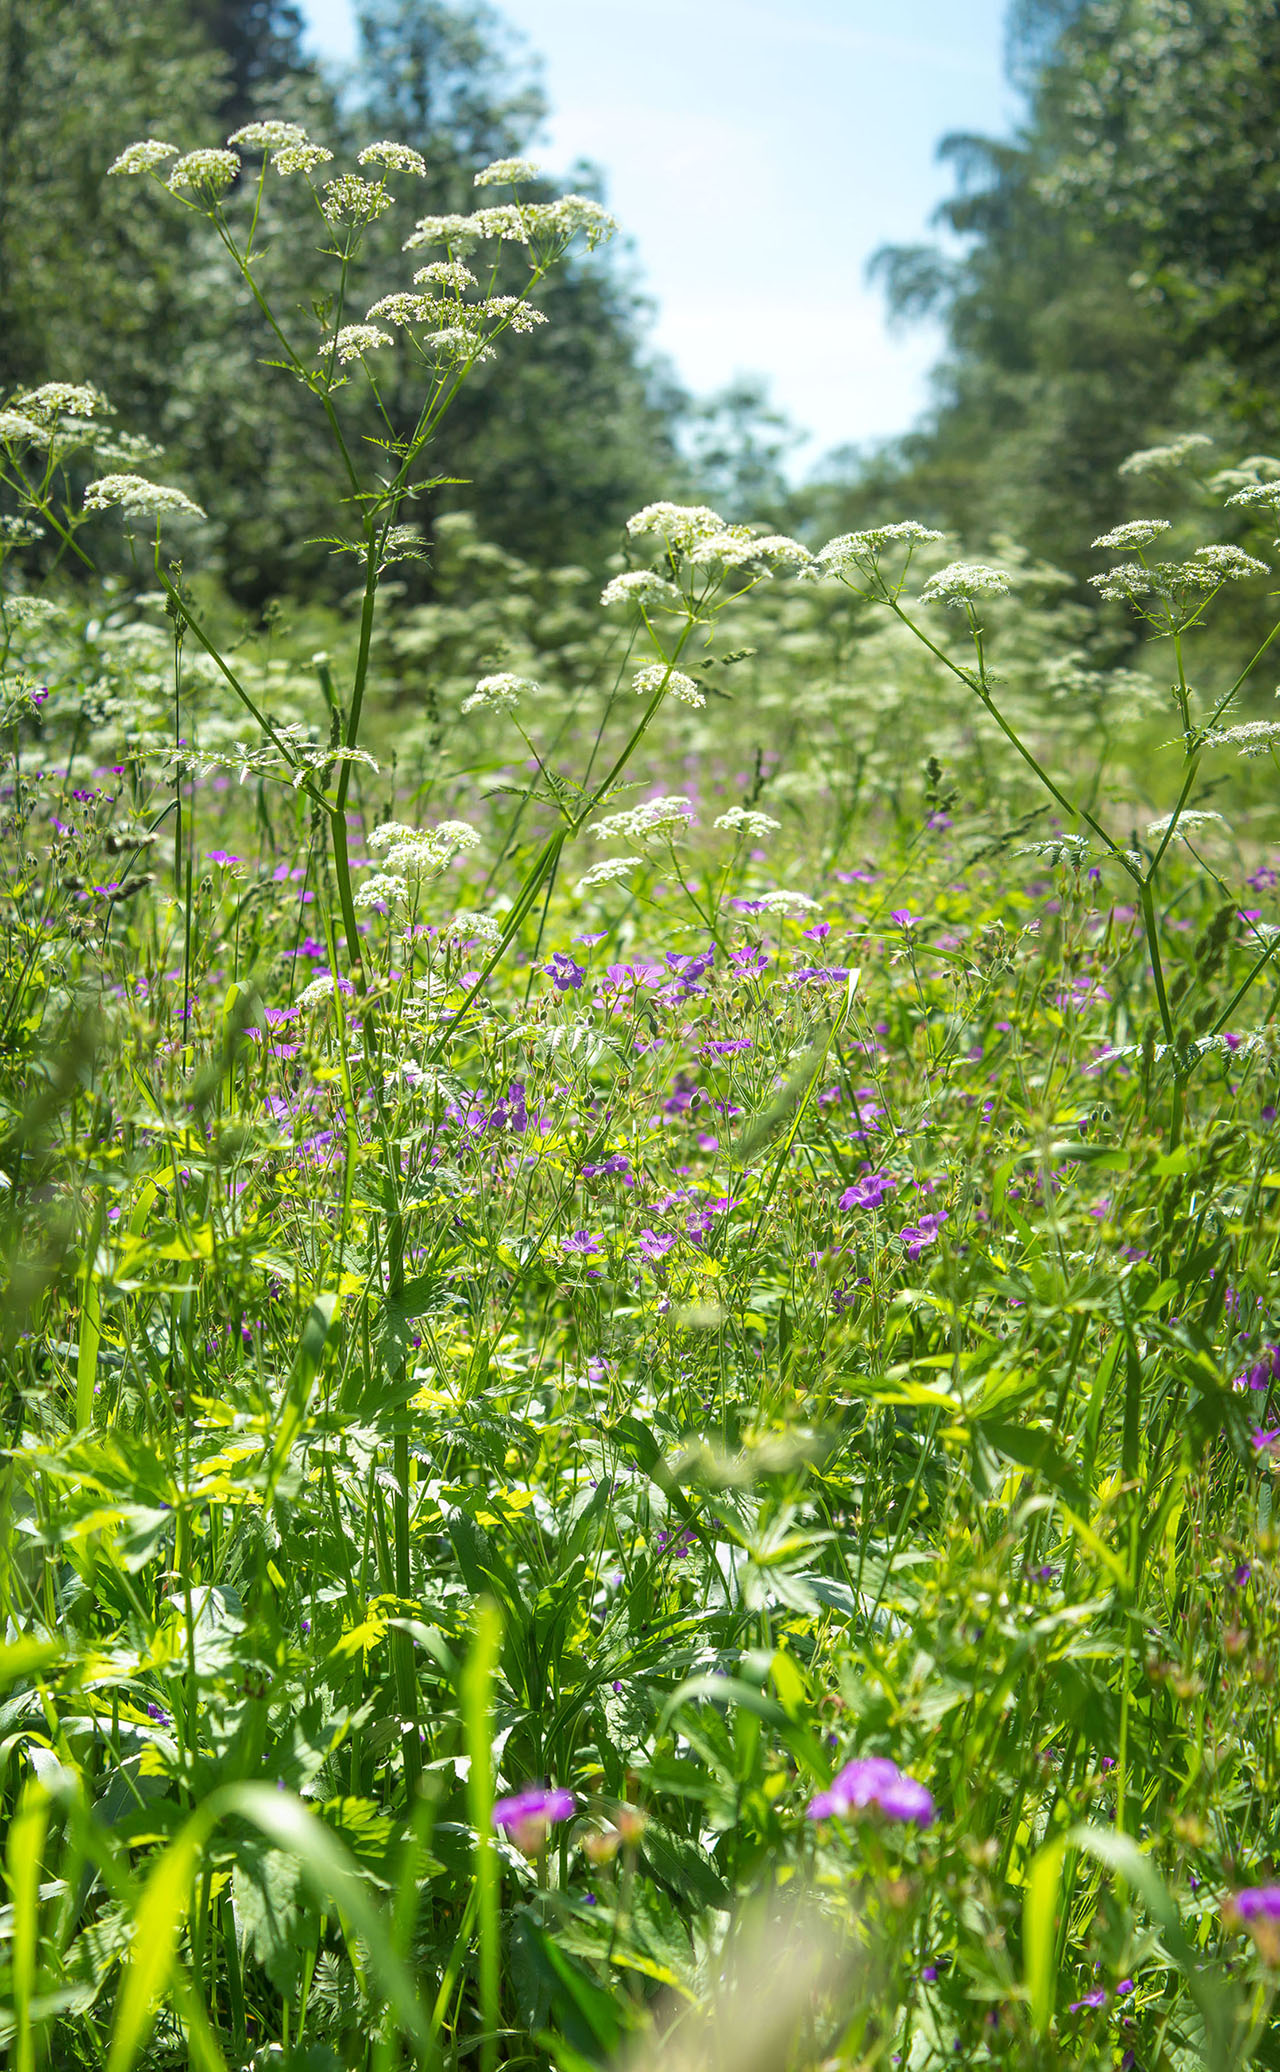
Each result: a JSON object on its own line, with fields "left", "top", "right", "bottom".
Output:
{"left": 591, "top": 796, "right": 694, "bottom": 843}
{"left": 482, "top": 295, "right": 548, "bottom": 333}
{"left": 462, "top": 671, "right": 537, "bottom": 713}
{"left": 167, "top": 148, "right": 240, "bottom": 196}
{"left": 403, "top": 212, "right": 487, "bottom": 254}
{"left": 321, "top": 174, "right": 393, "bottom": 226}
{"left": 228, "top": 121, "right": 306, "bottom": 152}
{"left": 297, "top": 973, "right": 337, "bottom": 1010}
{"left": 1092, "top": 519, "right": 1172, "bottom": 549}
{"left": 1, "top": 595, "right": 65, "bottom": 628}
{"left": 1146, "top": 809, "right": 1227, "bottom": 840}
{"left": 753, "top": 889, "right": 820, "bottom": 914}
{"left": 354, "top": 871, "right": 409, "bottom": 909}
{"left": 439, "top": 911, "right": 504, "bottom": 947}
{"left": 272, "top": 140, "right": 333, "bottom": 176}
{"left": 358, "top": 140, "right": 427, "bottom": 175}
{"left": 0, "top": 410, "right": 45, "bottom": 445}
{"left": 108, "top": 140, "right": 179, "bottom": 176}
{"left": 811, "top": 522, "right": 945, "bottom": 576}
{"left": 1191, "top": 543, "right": 1269, "bottom": 580}
{"left": 433, "top": 819, "right": 481, "bottom": 852}
{"left": 600, "top": 570, "right": 680, "bottom": 608}
{"left": 1118, "top": 433, "right": 1212, "bottom": 477}
{"left": 714, "top": 806, "right": 781, "bottom": 837}
{"left": 17, "top": 382, "right": 106, "bottom": 422}
{"left": 366, "top": 291, "right": 436, "bottom": 326}
{"left": 475, "top": 157, "right": 544, "bottom": 186}
{"left": 1210, "top": 721, "right": 1280, "bottom": 757}
{"left": 574, "top": 857, "right": 642, "bottom": 894}
{"left": 423, "top": 326, "right": 492, "bottom": 362}
{"left": 1226, "top": 479, "right": 1280, "bottom": 510}
{"left": 333, "top": 324, "right": 394, "bottom": 364}
{"left": 919, "top": 561, "right": 1010, "bottom": 607}
{"left": 413, "top": 260, "right": 477, "bottom": 292}
{"left": 83, "top": 474, "right": 205, "bottom": 522}
{"left": 626, "top": 502, "right": 725, "bottom": 551}
{"left": 632, "top": 662, "right": 703, "bottom": 707}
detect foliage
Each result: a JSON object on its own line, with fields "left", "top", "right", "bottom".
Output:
{"left": 7, "top": 17, "right": 1280, "bottom": 2072}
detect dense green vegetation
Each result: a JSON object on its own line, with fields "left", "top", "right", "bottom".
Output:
{"left": 6, "top": 4, "right": 1280, "bottom": 2069}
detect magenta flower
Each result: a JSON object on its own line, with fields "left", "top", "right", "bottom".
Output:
{"left": 1234, "top": 1885, "right": 1280, "bottom": 1920}
{"left": 808, "top": 1755, "right": 935, "bottom": 1827}
{"left": 545, "top": 951, "right": 586, "bottom": 991}
{"left": 493, "top": 1785, "right": 575, "bottom": 1852}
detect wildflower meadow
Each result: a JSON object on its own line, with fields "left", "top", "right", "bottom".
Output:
{"left": 7, "top": 75, "right": 1280, "bottom": 2072}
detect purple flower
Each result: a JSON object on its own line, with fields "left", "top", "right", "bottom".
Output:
{"left": 839, "top": 1171, "right": 896, "bottom": 1212}
{"left": 562, "top": 1230, "right": 602, "bottom": 1256}
{"left": 545, "top": 951, "right": 586, "bottom": 992}
{"left": 1068, "top": 1989, "right": 1108, "bottom": 2012}
{"left": 899, "top": 1210, "right": 948, "bottom": 1260}
{"left": 807, "top": 1755, "right": 935, "bottom": 1827}
{"left": 493, "top": 1785, "right": 575, "bottom": 1852}
{"left": 637, "top": 1228, "right": 678, "bottom": 1264}
{"left": 1234, "top": 1885, "right": 1280, "bottom": 1920}
{"left": 582, "top": 1153, "right": 632, "bottom": 1179}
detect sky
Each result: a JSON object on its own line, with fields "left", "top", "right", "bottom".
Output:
{"left": 298, "top": 0, "right": 1018, "bottom": 470}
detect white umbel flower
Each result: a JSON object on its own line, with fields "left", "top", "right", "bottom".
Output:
{"left": 919, "top": 561, "right": 1010, "bottom": 607}
{"left": 632, "top": 662, "right": 702, "bottom": 708}
{"left": 475, "top": 158, "right": 544, "bottom": 186}
{"left": 714, "top": 807, "right": 781, "bottom": 837}
{"left": 109, "top": 140, "right": 179, "bottom": 176}
{"left": 462, "top": 671, "right": 537, "bottom": 713}
{"left": 626, "top": 502, "right": 725, "bottom": 551}
{"left": 1191, "top": 544, "right": 1269, "bottom": 580}
{"left": 273, "top": 140, "right": 333, "bottom": 175}
{"left": 574, "top": 857, "right": 641, "bottom": 894}
{"left": 228, "top": 121, "right": 306, "bottom": 152}
{"left": 600, "top": 570, "right": 680, "bottom": 608}
{"left": 167, "top": 148, "right": 240, "bottom": 196}
{"left": 358, "top": 140, "right": 428, "bottom": 175}
{"left": 439, "top": 912, "right": 504, "bottom": 947}
{"left": 83, "top": 474, "right": 205, "bottom": 522}
{"left": 1092, "top": 519, "right": 1172, "bottom": 549}
{"left": 1119, "top": 433, "right": 1212, "bottom": 477}
{"left": 333, "top": 324, "right": 394, "bottom": 363}
{"left": 1146, "top": 810, "right": 1226, "bottom": 840}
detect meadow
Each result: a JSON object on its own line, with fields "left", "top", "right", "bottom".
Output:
{"left": 5, "top": 123, "right": 1280, "bottom": 2072}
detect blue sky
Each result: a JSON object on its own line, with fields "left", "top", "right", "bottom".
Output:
{"left": 298, "top": 1, "right": 1018, "bottom": 467}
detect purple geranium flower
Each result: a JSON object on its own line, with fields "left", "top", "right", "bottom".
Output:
{"left": 1234, "top": 1885, "right": 1280, "bottom": 1920}
{"left": 562, "top": 1230, "right": 602, "bottom": 1255}
{"left": 545, "top": 951, "right": 586, "bottom": 992}
{"left": 493, "top": 1785, "right": 575, "bottom": 1852}
{"left": 1068, "top": 1989, "right": 1108, "bottom": 2012}
{"left": 637, "top": 1228, "right": 678, "bottom": 1263}
{"left": 808, "top": 1755, "right": 935, "bottom": 1827}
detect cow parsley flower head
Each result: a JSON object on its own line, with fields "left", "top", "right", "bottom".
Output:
{"left": 228, "top": 121, "right": 306, "bottom": 152}
{"left": 333, "top": 324, "right": 394, "bottom": 363}
{"left": 811, "top": 522, "right": 945, "bottom": 577}
{"left": 433, "top": 819, "right": 482, "bottom": 852}
{"left": 109, "top": 140, "right": 179, "bottom": 177}
{"left": 15, "top": 384, "right": 107, "bottom": 432}
{"left": 273, "top": 140, "right": 333, "bottom": 176}
{"left": 920, "top": 561, "right": 1010, "bottom": 608}
{"left": 439, "top": 911, "right": 504, "bottom": 947}
{"left": 714, "top": 806, "right": 782, "bottom": 837}
{"left": 413, "top": 260, "right": 477, "bottom": 293}
{"left": 0, "top": 410, "right": 45, "bottom": 446}
{"left": 1092, "top": 519, "right": 1172, "bottom": 550}
{"left": 321, "top": 174, "right": 393, "bottom": 226}
{"left": 358, "top": 140, "right": 427, "bottom": 175}
{"left": 475, "top": 157, "right": 544, "bottom": 186}
{"left": 83, "top": 474, "right": 205, "bottom": 523}
{"left": 633, "top": 662, "right": 703, "bottom": 707}
{"left": 462, "top": 671, "right": 538, "bottom": 713}
{"left": 626, "top": 502, "right": 726, "bottom": 551}
{"left": 297, "top": 973, "right": 338, "bottom": 1011}
{"left": 592, "top": 795, "right": 694, "bottom": 845}
{"left": 1211, "top": 720, "right": 1280, "bottom": 757}
{"left": 752, "top": 889, "right": 820, "bottom": 914}
{"left": 403, "top": 212, "right": 487, "bottom": 254}
{"left": 167, "top": 148, "right": 240, "bottom": 197}
{"left": 600, "top": 570, "right": 680, "bottom": 609}
{"left": 1226, "top": 479, "right": 1280, "bottom": 510}
{"left": 353, "top": 871, "right": 409, "bottom": 910}
{"left": 1145, "top": 809, "right": 1226, "bottom": 844}
{"left": 1192, "top": 543, "right": 1269, "bottom": 580}
{"left": 575, "top": 857, "right": 641, "bottom": 894}
{"left": 1118, "top": 432, "right": 1212, "bottom": 477}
